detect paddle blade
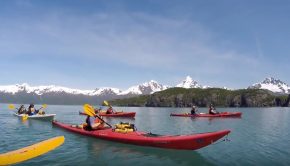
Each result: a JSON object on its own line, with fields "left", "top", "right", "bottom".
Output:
{"left": 0, "top": 136, "right": 65, "bottom": 165}
{"left": 103, "top": 101, "right": 109, "bottom": 106}
{"left": 8, "top": 104, "right": 15, "bottom": 110}
{"left": 83, "top": 104, "right": 95, "bottom": 117}
{"left": 42, "top": 104, "right": 47, "bottom": 109}
{"left": 22, "top": 114, "right": 28, "bottom": 121}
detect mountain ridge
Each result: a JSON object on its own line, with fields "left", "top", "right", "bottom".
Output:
{"left": 1, "top": 76, "right": 289, "bottom": 104}
{"left": 248, "top": 77, "right": 290, "bottom": 94}
{"left": 0, "top": 76, "right": 199, "bottom": 96}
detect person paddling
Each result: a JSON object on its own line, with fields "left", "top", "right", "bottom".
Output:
{"left": 26, "top": 104, "right": 47, "bottom": 115}
{"left": 26, "top": 104, "right": 38, "bottom": 115}
{"left": 190, "top": 105, "right": 198, "bottom": 115}
{"left": 103, "top": 100, "right": 115, "bottom": 114}
{"left": 208, "top": 104, "right": 218, "bottom": 115}
{"left": 94, "top": 107, "right": 102, "bottom": 114}
{"left": 84, "top": 115, "right": 105, "bottom": 130}
{"left": 17, "top": 105, "right": 27, "bottom": 114}
{"left": 82, "top": 104, "right": 112, "bottom": 130}
{"left": 106, "top": 106, "right": 114, "bottom": 114}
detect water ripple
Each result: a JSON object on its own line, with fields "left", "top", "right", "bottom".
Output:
{"left": 1, "top": 105, "right": 290, "bottom": 165}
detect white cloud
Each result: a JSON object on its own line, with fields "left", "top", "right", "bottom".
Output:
{"left": 0, "top": 10, "right": 263, "bottom": 88}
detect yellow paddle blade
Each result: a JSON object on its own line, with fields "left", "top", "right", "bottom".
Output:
{"left": 22, "top": 114, "right": 28, "bottom": 121}
{"left": 0, "top": 136, "right": 65, "bottom": 165}
{"left": 83, "top": 104, "right": 95, "bottom": 117}
{"left": 103, "top": 101, "right": 109, "bottom": 106}
{"left": 8, "top": 104, "right": 15, "bottom": 110}
{"left": 42, "top": 104, "right": 47, "bottom": 109}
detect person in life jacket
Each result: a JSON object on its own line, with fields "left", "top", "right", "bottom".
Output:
{"left": 84, "top": 115, "right": 105, "bottom": 130}
{"left": 190, "top": 105, "right": 198, "bottom": 115}
{"left": 106, "top": 106, "right": 114, "bottom": 114}
{"left": 208, "top": 104, "right": 218, "bottom": 115}
{"left": 26, "top": 104, "right": 39, "bottom": 116}
{"left": 17, "top": 105, "right": 27, "bottom": 114}
{"left": 94, "top": 107, "right": 102, "bottom": 114}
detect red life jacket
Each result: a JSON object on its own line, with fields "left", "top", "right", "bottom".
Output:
{"left": 94, "top": 118, "right": 104, "bottom": 129}
{"left": 106, "top": 108, "right": 113, "bottom": 114}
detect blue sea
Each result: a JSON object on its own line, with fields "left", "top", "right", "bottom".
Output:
{"left": 1, "top": 104, "right": 290, "bottom": 165}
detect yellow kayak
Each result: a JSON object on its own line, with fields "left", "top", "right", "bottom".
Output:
{"left": 0, "top": 136, "right": 65, "bottom": 165}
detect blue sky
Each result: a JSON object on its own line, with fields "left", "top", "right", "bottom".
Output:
{"left": 0, "top": 0, "right": 289, "bottom": 90}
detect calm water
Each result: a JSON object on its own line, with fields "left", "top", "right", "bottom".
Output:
{"left": 1, "top": 104, "right": 290, "bottom": 166}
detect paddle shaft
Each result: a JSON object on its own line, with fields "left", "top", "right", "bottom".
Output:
{"left": 83, "top": 104, "right": 112, "bottom": 128}
{"left": 103, "top": 101, "right": 116, "bottom": 113}
{"left": 94, "top": 114, "right": 112, "bottom": 128}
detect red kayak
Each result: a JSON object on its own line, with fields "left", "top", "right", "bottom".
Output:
{"left": 79, "top": 111, "right": 136, "bottom": 118}
{"left": 170, "top": 112, "right": 242, "bottom": 118}
{"left": 52, "top": 121, "right": 230, "bottom": 150}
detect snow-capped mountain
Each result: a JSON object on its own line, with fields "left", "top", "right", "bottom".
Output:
{"left": 0, "top": 80, "right": 168, "bottom": 97}
{"left": 249, "top": 77, "right": 290, "bottom": 94}
{"left": 119, "top": 80, "right": 169, "bottom": 95}
{"left": 1, "top": 76, "right": 289, "bottom": 105}
{"left": 0, "top": 76, "right": 208, "bottom": 98}
{"left": 2, "top": 76, "right": 289, "bottom": 103}
{"left": 176, "top": 76, "right": 202, "bottom": 89}
{"left": 0, "top": 83, "right": 121, "bottom": 96}
{"left": 90, "top": 87, "right": 122, "bottom": 96}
